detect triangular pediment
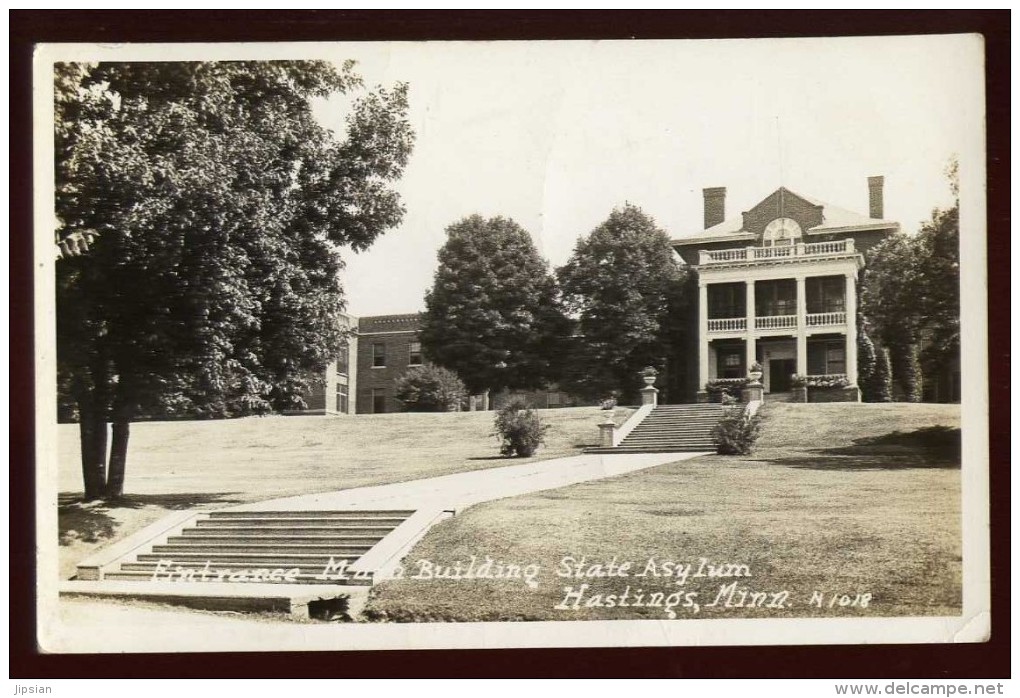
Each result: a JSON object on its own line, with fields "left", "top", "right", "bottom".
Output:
{"left": 741, "top": 188, "right": 824, "bottom": 237}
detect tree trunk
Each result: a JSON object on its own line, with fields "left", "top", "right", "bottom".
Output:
{"left": 78, "top": 404, "right": 108, "bottom": 501}
{"left": 77, "top": 357, "right": 111, "bottom": 501}
{"left": 105, "top": 419, "right": 130, "bottom": 499}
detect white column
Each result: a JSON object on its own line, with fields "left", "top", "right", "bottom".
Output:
{"left": 699, "top": 282, "right": 709, "bottom": 390}
{"left": 845, "top": 271, "right": 858, "bottom": 385}
{"left": 745, "top": 280, "right": 756, "bottom": 372}
{"left": 795, "top": 276, "right": 807, "bottom": 376}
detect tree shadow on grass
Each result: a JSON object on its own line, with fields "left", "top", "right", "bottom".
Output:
{"left": 766, "top": 426, "right": 961, "bottom": 471}
{"left": 57, "top": 492, "right": 243, "bottom": 546}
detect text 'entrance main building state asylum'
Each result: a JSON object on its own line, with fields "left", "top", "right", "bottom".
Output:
{"left": 672, "top": 177, "right": 898, "bottom": 402}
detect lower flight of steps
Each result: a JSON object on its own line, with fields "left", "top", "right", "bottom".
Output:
{"left": 587, "top": 403, "right": 725, "bottom": 453}
{"left": 100, "top": 509, "right": 416, "bottom": 585}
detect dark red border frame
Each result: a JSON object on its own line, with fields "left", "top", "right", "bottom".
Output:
{"left": 9, "top": 10, "right": 1010, "bottom": 679}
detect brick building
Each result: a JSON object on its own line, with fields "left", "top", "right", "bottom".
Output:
{"left": 671, "top": 177, "right": 900, "bottom": 402}
{"left": 305, "top": 312, "right": 578, "bottom": 414}
{"left": 354, "top": 313, "right": 426, "bottom": 414}
{"left": 300, "top": 312, "right": 359, "bottom": 415}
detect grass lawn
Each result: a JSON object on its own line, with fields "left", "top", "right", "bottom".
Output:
{"left": 365, "top": 403, "right": 962, "bottom": 621}
{"left": 56, "top": 406, "right": 632, "bottom": 579}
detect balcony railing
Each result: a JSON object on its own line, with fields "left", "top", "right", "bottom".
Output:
{"left": 707, "top": 318, "right": 746, "bottom": 333}
{"left": 708, "top": 312, "right": 848, "bottom": 334}
{"left": 806, "top": 311, "right": 847, "bottom": 327}
{"left": 755, "top": 315, "right": 797, "bottom": 330}
{"left": 698, "top": 238, "right": 856, "bottom": 266}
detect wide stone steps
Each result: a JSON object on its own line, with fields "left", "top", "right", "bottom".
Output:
{"left": 192, "top": 514, "right": 408, "bottom": 526}
{"left": 616, "top": 440, "right": 714, "bottom": 446}
{"left": 104, "top": 509, "right": 415, "bottom": 586}
{"left": 181, "top": 525, "right": 398, "bottom": 537}
{"left": 102, "top": 569, "right": 372, "bottom": 585}
{"left": 625, "top": 425, "right": 719, "bottom": 430}
{"left": 151, "top": 543, "right": 373, "bottom": 555}
{"left": 181, "top": 522, "right": 395, "bottom": 534}
{"left": 620, "top": 438, "right": 718, "bottom": 444}
{"left": 607, "top": 403, "right": 726, "bottom": 453}
{"left": 623, "top": 431, "right": 718, "bottom": 438}
{"left": 133, "top": 554, "right": 357, "bottom": 566}
{"left": 637, "top": 416, "right": 721, "bottom": 422}
{"left": 586, "top": 446, "right": 713, "bottom": 454}
{"left": 205, "top": 510, "right": 415, "bottom": 519}
{"left": 166, "top": 534, "right": 382, "bottom": 545}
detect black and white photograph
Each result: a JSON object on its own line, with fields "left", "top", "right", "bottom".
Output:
{"left": 32, "top": 31, "right": 990, "bottom": 656}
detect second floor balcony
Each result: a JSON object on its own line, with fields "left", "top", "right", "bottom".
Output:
{"left": 707, "top": 311, "right": 848, "bottom": 334}
{"left": 697, "top": 238, "right": 856, "bottom": 266}
{"left": 705, "top": 275, "right": 849, "bottom": 336}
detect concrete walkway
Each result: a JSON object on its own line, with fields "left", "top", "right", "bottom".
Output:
{"left": 227, "top": 451, "right": 704, "bottom": 513}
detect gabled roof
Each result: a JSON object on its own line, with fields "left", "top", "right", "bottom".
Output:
{"left": 796, "top": 193, "right": 898, "bottom": 233}
{"left": 672, "top": 187, "right": 899, "bottom": 246}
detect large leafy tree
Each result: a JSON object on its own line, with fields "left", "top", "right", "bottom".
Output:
{"left": 419, "top": 215, "right": 570, "bottom": 397}
{"left": 56, "top": 61, "right": 414, "bottom": 499}
{"left": 912, "top": 199, "right": 960, "bottom": 399}
{"left": 860, "top": 159, "right": 960, "bottom": 402}
{"left": 860, "top": 232, "right": 923, "bottom": 401}
{"left": 557, "top": 204, "right": 689, "bottom": 404}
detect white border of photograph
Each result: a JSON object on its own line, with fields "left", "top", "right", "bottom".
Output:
{"left": 34, "top": 36, "right": 989, "bottom": 653}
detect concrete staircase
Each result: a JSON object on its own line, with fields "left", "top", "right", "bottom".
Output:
{"left": 588, "top": 403, "right": 724, "bottom": 453}
{"left": 98, "top": 509, "right": 415, "bottom": 585}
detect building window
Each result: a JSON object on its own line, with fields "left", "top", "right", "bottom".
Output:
{"left": 718, "top": 350, "right": 744, "bottom": 379}
{"left": 708, "top": 283, "right": 745, "bottom": 319}
{"left": 826, "top": 346, "right": 846, "bottom": 374}
{"left": 806, "top": 276, "right": 846, "bottom": 314}
{"left": 336, "top": 382, "right": 348, "bottom": 414}
{"left": 808, "top": 341, "right": 847, "bottom": 375}
{"left": 336, "top": 343, "right": 349, "bottom": 376}
{"left": 408, "top": 341, "right": 422, "bottom": 366}
{"left": 372, "top": 388, "right": 386, "bottom": 413}
{"left": 756, "top": 279, "right": 797, "bottom": 317}
{"left": 372, "top": 343, "right": 386, "bottom": 368}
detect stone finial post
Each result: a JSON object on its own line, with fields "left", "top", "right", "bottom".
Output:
{"left": 743, "top": 362, "right": 765, "bottom": 403}
{"left": 598, "top": 417, "right": 617, "bottom": 448}
{"left": 640, "top": 386, "right": 659, "bottom": 406}
{"left": 639, "top": 367, "right": 659, "bottom": 407}
{"left": 741, "top": 383, "right": 763, "bottom": 403}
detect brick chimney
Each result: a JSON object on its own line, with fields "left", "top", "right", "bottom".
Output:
{"left": 703, "top": 187, "right": 726, "bottom": 229}
{"left": 867, "top": 176, "right": 884, "bottom": 219}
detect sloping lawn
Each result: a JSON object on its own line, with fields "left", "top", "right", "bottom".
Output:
{"left": 57, "top": 406, "right": 632, "bottom": 579}
{"left": 365, "top": 403, "right": 962, "bottom": 621}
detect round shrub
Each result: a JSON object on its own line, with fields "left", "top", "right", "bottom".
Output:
{"left": 394, "top": 365, "right": 467, "bottom": 412}
{"left": 711, "top": 406, "right": 763, "bottom": 455}
{"left": 493, "top": 398, "right": 549, "bottom": 457}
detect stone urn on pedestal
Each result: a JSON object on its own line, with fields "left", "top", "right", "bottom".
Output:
{"left": 639, "top": 367, "right": 659, "bottom": 406}
{"left": 743, "top": 362, "right": 764, "bottom": 403}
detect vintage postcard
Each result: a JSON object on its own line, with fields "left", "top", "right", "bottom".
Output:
{"left": 34, "top": 34, "right": 989, "bottom": 654}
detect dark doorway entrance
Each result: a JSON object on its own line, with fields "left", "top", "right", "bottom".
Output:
{"left": 769, "top": 359, "right": 796, "bottom": 392}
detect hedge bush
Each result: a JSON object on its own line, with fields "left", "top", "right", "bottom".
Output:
{"left": 712, "top": 406, "right": 763, "bottom": 455}
{"left": 493, "top": 398, "right": 549, "bottom": 457}
{"left": 394, "top": 365, "right": 467, "bottom": 412}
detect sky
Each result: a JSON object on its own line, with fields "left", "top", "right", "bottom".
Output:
{"left": 305, "top": 35, "right": 982, "bottom": 317}
{"left": 42, "top": 35, "right": 983, "bottom": 318}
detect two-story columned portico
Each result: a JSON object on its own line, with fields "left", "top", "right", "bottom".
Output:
{"left": 696, "top": 240, "right": 861, "bottom": 394}
{"left": 673, "top": 179, "right": 899, "bottom": 402}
